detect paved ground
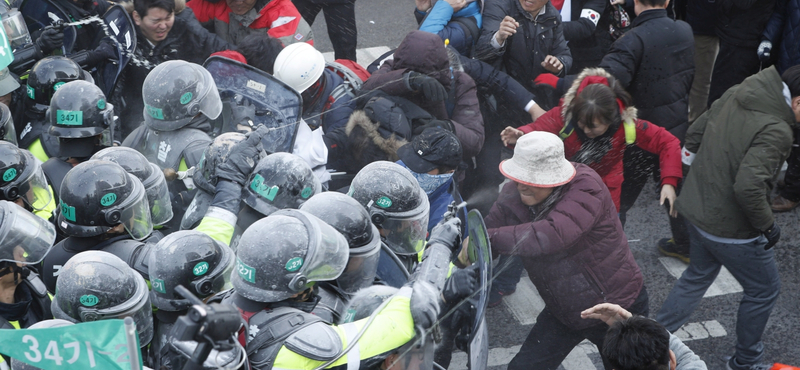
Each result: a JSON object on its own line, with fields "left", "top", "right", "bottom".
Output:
{"left": 307, "top": 2, "right": 800, "bottom": 368}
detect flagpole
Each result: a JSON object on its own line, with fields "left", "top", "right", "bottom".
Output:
{"left": 123, "top": 317, "right": 142, "bottom": 370}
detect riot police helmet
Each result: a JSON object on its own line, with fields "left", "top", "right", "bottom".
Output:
{"left": 242, "top": 152, "right": 321, "bottom": 217}
{"left": 26, "top": 56, "right": 93, "bottom": 114}
{"left": 142, "top": 60, "right": 222, "bottom": 131}
{"left": 47, "top": 80, "right": 114, "bottom": 158}
{"left": 0, "top": 200, "right": 57, "bottom": 266}
{"left": 0, "top": 142, "right": 53, "bottom": 211}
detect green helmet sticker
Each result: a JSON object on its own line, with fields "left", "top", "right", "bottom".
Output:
{"left": 145, "top": 104, "right": 164, "bottom": 120}
{"left": 236, "top": 257, "right": 256, "bottom": 283}
{"left": 26, "top": 85, "right": 34, "bottom": 99}
{"left": 300, "top": 187, "right": 313, "bottom": 199}
{"left": 285, "top": 257, "right": 304, "bottom": 272}
{"left": 152, "top": 278, "right": 166, "bottom": 294}
{"left": 2, "top": 168, "right": 16, "bottom": 182}
{"left": 53, "top": 82, "right": 65, "bottom": 92}
{"left": 79, "top": 294, "right": 99, "bottom": 307}
{"left": 60, "top": 200, "right": 76, "bottom": 222}
{"left": 250, "top": 174, "right": 280, "bottom": 201}
{"left": 180, "top": 92, "right": 193, "bottom": 105}
{"left": 97, "top": 99, "right": 106, "bottom": 110}
{"left": 376, "top": 196, "right": 393, "bottom": 208}
{"left": 193, "top": 261, "right": 209, "bottom": 276}
{"left": 100, "top": 193, "right": 117, "bottom": 207}
{"left": 342, "top": 308, "right": 357, "bottom": 323}
{"left": 56, "top": 110, "right": 83, "bottom": 126}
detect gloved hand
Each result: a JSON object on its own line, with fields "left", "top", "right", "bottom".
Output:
{"left": 230, "top": 98, "right": 256, "bottom": 129}
{"left": 413, "top": 119, "right": 454, "bottom": 135}
{"left": 215, "top": 126, "right": 266, "bottom": 186}
{"left": 410, "top": 280, "right": 440, "bottom": 330}
{"left": 442, "top": 264, "right": 479, "bottom": 304}
{"left": 94, "top": 41, "right": 118, "bottom": 61}
{"left": 757, "top": 40, "right": 772, "bottom": 62}
{"left": 450, "top": 303, "right": 476, "bottom": 351}
{"left": 533, "top": 73, "right": 559, "bottom": 89}
{"left": 407, "top": 71, "right": 447, "bottom": 102}
{"left": 427, "top": 216, "right": 462, "bottom": 252}
{"left": 36, "top": 27, "right": 64, "bottom": 55}
{"left": 763, "top": 222, "right": 781, "bottom": 250}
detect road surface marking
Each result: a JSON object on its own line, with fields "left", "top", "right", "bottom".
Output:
{"left": 321, "top": 46, "right": 391, "bottom": 67}
{"left": 658, "top": 257, "right": 743, "bottom": 297}
{"left": 502, "top": 277, "right": 545, "bottom": 325}
{"left": 674, "top": 320, "right": 728, "bottom": 341}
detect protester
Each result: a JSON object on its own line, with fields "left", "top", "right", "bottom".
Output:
{"left": 188, "top": 0, "right": 315, "bottom": 46}
{"left": 685, "top": 0, "right": 718, "bottom": 123}
{"left": 293, "top": 0, "right": 357, "bottom": 60}
{"left": 414, "top": 0, "right": 482, "bottom": 57}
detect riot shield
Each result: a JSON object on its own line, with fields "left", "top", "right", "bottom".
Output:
{"left": 19, "top": 0, "right": 77, "bottom": 54}
{"left": 97, "top": 5, "right": 136, "bottom": 97}
{"left": 466, "top": 209, "right": 491, "bottom": 370}
{"left": 203, "top": 56, "right": 301, "bottom": 154}
{"left": 376, "top": 243, "right": 410, "bottom": 288}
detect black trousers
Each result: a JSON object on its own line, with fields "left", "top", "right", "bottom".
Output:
{"left": 507, "top": 285, "right": 650, "bottom": 370}
{"left": 292, "top": 0, "right": 357, "bottom": 61}
{"left": 780, "top": 128, "right": 800, "bottom": 202}
{"left": 707, "top": 41, "right": 760, "bottom": 108}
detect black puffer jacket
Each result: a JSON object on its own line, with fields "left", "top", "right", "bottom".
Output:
{"left": 762, "top": 0, "right": 800, "bottom": 73}
{"left": 563, "top": 0, "right": 612, "bottom": 72}
{"left": 475, "top": 0, "right": 572, "bottom": 91}
{"left": 716, "top": 0, "right": 775, "bottom": 48}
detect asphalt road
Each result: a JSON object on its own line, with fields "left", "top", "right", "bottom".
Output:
{"left": 307, "top": 2, "right": 800, "bottom": 369}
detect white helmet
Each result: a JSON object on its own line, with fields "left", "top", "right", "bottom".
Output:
{"left": 273, "top": 42, "right": 326, "bottom": 94}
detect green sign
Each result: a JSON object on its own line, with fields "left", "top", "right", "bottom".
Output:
{"left": 53, "top": 82, "right": 65, "bottom": 92}
{"left": 300, "top": 187, "right": 313, "bottom": 199}
{"left": 145, "top": 105, "right": 164, "bottom": 120}
{"left": 285, "top": 257, "right": 304, "bottom": 272}
{"left": 151, "top": 278, "right": 166, "bottom": 294}
{"left": 0, "top": 25, "right": 14, "bottom": 70}
{"left": 0, "top": 320, "right": 141, "bottom": 370}
{"left": 26, "top": 85, "right": 34, "bottom": 99}
{"left": 79, "top": 295, "right": 99, "bottom": 307}
{"left": 180, "top": 92, "right": 193, "bottom": 105}
{"left": 3, "top": 168, "right": 16, "bottom": 182}
{"left": 236, "top": 258, "right": 256, "bottom": 283}
{"left": 97, "top": 99, "right": 106, "bottom": 110}
{"left": 376, "top": 196, "right": 393, "bottom": 208}
{"left": 57, "top": 110, "right": 83, "bottom": 126}
{"left": 100, "top": 193, "right": 117, "bottom": 207}
{"left": 60, "top": 201, "right": 76, "bottom": 222}
{"left": 250, "top": 174, "right": 279, "bottom": 201}
{"left": 193, "top": 262, "right": 209, "bottom": 276}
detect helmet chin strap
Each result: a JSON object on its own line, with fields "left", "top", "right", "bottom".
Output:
{"left": 0, "top": 263, "right": 30, "bottom": 285}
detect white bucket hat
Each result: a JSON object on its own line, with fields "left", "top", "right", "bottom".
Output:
{"left": 499, "top": 131, "right": 576, "bottom": 187}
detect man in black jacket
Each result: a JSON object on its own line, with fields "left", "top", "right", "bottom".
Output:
{"left": 562, "top": 0, "right": 612, "bottom": 73}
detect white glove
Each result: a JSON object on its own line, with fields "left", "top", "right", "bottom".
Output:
{"left": 757, "top": 40, "right": 772, "bottom": 62}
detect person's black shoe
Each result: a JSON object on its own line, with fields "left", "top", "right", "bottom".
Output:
{"left": 725, "top": 355, "right": 773, "bottom": 370}
{"left": 657, "top": 238, "right": 690, "bottom": 263}
{"left": 488, "top": 286, "right": 516, "bottom": 308}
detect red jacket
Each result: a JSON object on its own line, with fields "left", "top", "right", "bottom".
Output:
{"left": 516, "top": 70, "right": 682, "bottom": 211}
{"left": 188, "top": 0, "right": 314, "bottom": 46}
{"left": 487, "top": 164, "right": 644, "bottom": 330}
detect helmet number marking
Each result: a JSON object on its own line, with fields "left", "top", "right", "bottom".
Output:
{"left": 180, "top": 92, "right": 193, "bottom": 105}
{"left": 100, "top": 193, "right": 117, "bottom": 207}
{"left": 56, "top": 110, "right": 83, "bottom": 126}
{"left": 79, "top": 294, "right": 99, "bottom": 307}
{"left": 376, "top": 196, "right": 393, "bottom": 208}
{"left": 2, "top": 168, "right": 16, "bottom": 182}
{"left": 26, "top": 85, "right": 34, "bottom": 99}
{"left": 152, "top": 278, "right": 166, "bottom": 294}
{"left": 237, "top": 258, "right": 256, "bottom": 283}
{"left": 53, "top": 82, "right": 65, "bottom": 92}
{"left": 285, "top": 257, "right": 303, "bottom": 272}
{"left": 250, "top": 174, "right": 280, "bottom": 201}
{"left": 300, "top": 187, "right": 313, "bottom": 199}
{"left": 193, "top": 262, "right": 209, "bottom": 276}
{"left": 60, "top": 200, "right": 76, "bottom": 222}
{"left": 145, "top": 104, "right": 164, "bottom": 120}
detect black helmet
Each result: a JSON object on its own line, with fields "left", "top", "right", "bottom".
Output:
{"left": 91, "top": 147, "right": 173, "bottom": 226}
{"left": 142, "top": 60, "right": 222, "bottom": 131}
{"left": 0, "top": 102, "right": 16, "bottom": 145}
{"left": 148, "top": 230, "right": 234, "bottom": 311}
{"left": 48, "top": 80, "right": 114, "bottom": 158}
{"left": 349, "top": 161, "right": 429, "bottom": 255}
{"left": 25, "top": 56, "right": 93, "bottom": 114}
{"left": 232, "top": 209, "right": 349, "bottom": 303}
{"left": 0, "top": 142, "right": 53, "bottom": 211}
{"left": 11, "top": 320, "right": 75, "bottom": 370}
{"left": 300, "top": 192, "right": 381, "bottom": 294}
{"left": 57, "top": 160, "right": 153, "bottom": 240}
{"left": 243, "top": 152, "right": 321, "bottom": 217}
{"left": 51, "top": 251, "right": 154, "bottom": 347}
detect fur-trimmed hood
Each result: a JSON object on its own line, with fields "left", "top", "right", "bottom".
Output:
{"left": 345, "top": 110, "right": 408, "bottom": 162}
{"left": 561, "top": 68, "right": 637, "bottom": 125}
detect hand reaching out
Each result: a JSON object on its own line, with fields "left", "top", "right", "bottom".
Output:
{"left": 580, "top": 303, "right": 632, "bottom": 326}
{"left": 495, "top": 16, "right": 519, "bottom": 45}
{"left": 501, "top": 126, "right": 524, "bottom": 146}
{"left": 541, "top": 55, "right": 563, "bottom": 74}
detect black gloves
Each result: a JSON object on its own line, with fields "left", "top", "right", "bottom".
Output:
{"left": 230, "top": 97, "right": 256, "bottom": 130}
{"left": 410, "top": 281, "right": 440, "bottom": 330}
{"left": 215, "top": 126, "right": 265, "bottom": 186}
{"left": 36, "top": 27, "right": 64, "bottom": 55}
{"left": 93, "top": 41, "right": 117, "bottom": 62}
{"left": 763, "top": 222, "right": 781, "bottom": 250}
{"left": 413, "top": 119, "right": 454, "bottom": 135}
{"left": 442, "top": 264, "right": 479, "bottom": 304}
{"left": 407, "top": 71, "right": 447, "bottom": 102}
{"left": 427, "top": 217, "right": 462, "bottom": 252}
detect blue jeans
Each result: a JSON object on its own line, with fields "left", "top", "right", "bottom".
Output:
{"left": 656, "top": 222, "right": 781, "bottom": 365}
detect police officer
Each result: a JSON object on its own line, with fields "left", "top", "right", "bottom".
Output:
{"left": 51, "top": 251, "right": 154, "bottom": 348}
{"left": 17, "top": 56, "right": 94, "bottom": 162}
{"left": 0, "top": 141, "right": 57, "bottom": 221}
{"left": 43, "top": 80, "right": 116, "bottom": 199}
{"left": 0, "top": 200, "right": 57, "bottom": 367}
{"left": 0, "top": 102, "right": 17, "bottom": 145}
{"left": 299, "top": 191, "right": 382, "bottom": 322}
{"left": 145, "top": 230, "right": 241, "bottom": 369}
{"left": 225, "top": 208, "right": 442, "bottom": 370}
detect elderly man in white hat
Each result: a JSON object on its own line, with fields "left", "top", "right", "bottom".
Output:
{"left": 479, "top": 131, "right": 649, "bottom": 370}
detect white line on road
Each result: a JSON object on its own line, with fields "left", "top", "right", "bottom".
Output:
{"left": 501, "top": 277, "right": 545, "bottom": 325}
{"left": 658, "top": 257, "right": 743, "bottom": 297}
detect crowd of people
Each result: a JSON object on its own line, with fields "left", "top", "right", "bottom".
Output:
{"left": 0, "top": 0, "right": 797, "bottom": 369}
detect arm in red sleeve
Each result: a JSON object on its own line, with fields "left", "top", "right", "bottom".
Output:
{"left": 632, "top": 119, "right": 683, "bottom": 187}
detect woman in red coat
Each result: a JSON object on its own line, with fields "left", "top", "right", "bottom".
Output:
{"left": 501, "top": 68, "right": 682, "bottom": 213}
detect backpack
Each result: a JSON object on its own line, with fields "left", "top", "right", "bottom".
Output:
{"left": 326, "top": 60, "right": 369, "bottom": 103}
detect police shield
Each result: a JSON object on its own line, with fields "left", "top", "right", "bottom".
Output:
{"left": 376, "top": 243, "right": 410, "bottom": 288}
{"left": 97, "top": 5, "right": 136, "bottom": 96}
{"left": 19, "top": 0, "right": 77, "bottom": 53}
{"left": 203, "top": 56, "right": 301, "bottom": 154}
{"left": 466, "top": 209, "right": 491, "bottom": 370}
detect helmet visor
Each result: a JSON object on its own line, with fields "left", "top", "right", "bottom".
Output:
{"left": 120, "top": 181, "right": 154, "bottom": 240}
{"left": 143, "top": 164, "right": 172, "bottom": 225}
{"left": 379, "top": 212, "right": 429, "bottom": 256}
{"left": 0, "top": 201, "right": 56, "bottom": 265}
{"left": 18, "top": 158, "right": 53, "bottom": 211}
{"left": 299, "top": 213, "right": 350, "bottom": 285}
{"left": 336, "top": 235, "right": 381, "bottom": 294}
{"left": 180, "top": 189, "right": 212, "bottom": 230}
{"left": 1, "top": 117, "right": 16, "bottom": 145}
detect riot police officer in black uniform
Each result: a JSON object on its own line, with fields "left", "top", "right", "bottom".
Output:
{"left": 0, "top": 141, "right": 57, "bottom": 222}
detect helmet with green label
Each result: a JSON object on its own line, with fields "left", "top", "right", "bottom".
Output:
{"left": 0, "top": 200, "right": 56, "bottom": 266}
{"left": 57, "top": 160, "right": 153, "bottom": 240}
{"left": 193, "top": 132, "right": 267, "bottom": 194}
{"left": 47, "top": 80, "right": 114, "bottom": 158}
{"left": 0, "top": 102, "right": 17, "bottom": 145}
{"left": 232, "top": 209, "right": 349, "bottom": 303}
{"left": 26, "top": 56, "right": 93, "bottom": 114}
{"left": 349, "top": 161, "right": 430, "bottom": 256}
{"left": 91, "top": 147, "right": 173, "bottom": 226}
{"left": 300, "top": 192, "right": 381, "bottom": 294}
{"left": 0, "top": 141, "right": 53, "bottom": 211}
{"left": 242, "top": 152, "right": 321, "bottom": 217}
{"left": 148, "top": 230, "right": 234, "bottom": 311}
{"left": 10, "top": 320, "right": 75, "bottom": 370}
{"left": 51, "top": 251, "right": 154, "bottom": 347}
{"left": 142, "top": 60, "right": 222, "bottom": 131}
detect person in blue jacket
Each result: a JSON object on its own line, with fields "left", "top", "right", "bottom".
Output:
{"left": 415, "top": 0, "right": 483, "bottom": 57}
